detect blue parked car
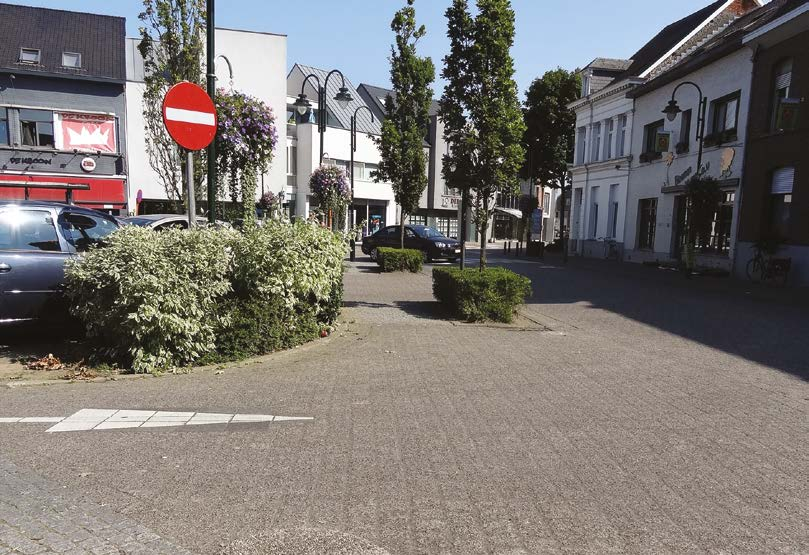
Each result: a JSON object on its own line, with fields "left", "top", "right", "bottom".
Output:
{"left": 0, "top": 201, "right": 119, "bottom": 325}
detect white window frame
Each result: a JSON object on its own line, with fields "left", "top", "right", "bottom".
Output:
{"left": 61, "top": 52, "right": 82, "bottom": 68}
{"left": 617, "top": 115, "right": 627, "bottom": 157}
{"left": 19, "top": 48, "right": 41, "bottom": 64}
{"left": 604, "top": 119, "right": 614, "bottom": 160}
{"left": 590, "top": 122, "right": 601, "bottom": 163}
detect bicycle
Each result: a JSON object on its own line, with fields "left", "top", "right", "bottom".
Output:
{"left": 597, "top": 237, "right": 620, "bottom": 261}
{"left": 746, "top": 239, "right": 791, "bottom": 285}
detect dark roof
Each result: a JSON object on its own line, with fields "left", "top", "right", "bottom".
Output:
{"left": 357, "top": 83, "right": 441, "bottom": 119}
{"left": 585, "top": 58, "right": 632, "bottom": 71}
{"left": 292, "top": 64, "right": 381, "bottom": 135}
{"left": 617, "top": 0, "right": 730, "bottom": 79}
{"left": 0, "top": 3, "right": 125, "bottom": 82}
{"left": 628, "top": 0, "right": 791, "bottom": 97}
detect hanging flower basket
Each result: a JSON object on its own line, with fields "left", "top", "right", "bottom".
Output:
{"left": 310, "top": 165, "right": 351, "bottom": 213}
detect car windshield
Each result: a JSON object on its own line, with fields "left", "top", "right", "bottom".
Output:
{"left": 123, "top": 217, "right": 158, "bottom": 227}
{"left": 416, "top": 227, "right": 446, "bottom": 239}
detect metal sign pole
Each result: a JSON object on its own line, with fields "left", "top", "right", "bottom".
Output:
{"left": 187, "top": 150, "right": 196, "bottom": 227}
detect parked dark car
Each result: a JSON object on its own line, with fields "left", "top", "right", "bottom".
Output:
{"left": 0, "top": 201, "right": 119, "bottom": 325}
{"left": 361, "top": 225, "right": 461, "bottom": 262}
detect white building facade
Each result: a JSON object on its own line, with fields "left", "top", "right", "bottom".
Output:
{"left": 286, "top": 65, "right": 397, "bottom": 233}
{"left": 125, "top": 28, "right": 288, "bottom": 215}
{"left": 624, "top": 47, "right": 754, "bottom": 271}
{"left": 569, "top": 59, "right": 639, "bottom": 258}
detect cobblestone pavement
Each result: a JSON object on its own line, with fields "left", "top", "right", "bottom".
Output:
{"left": 0, "top": 252, "right": 807, "bottom": 554}
{"left": 0, "top": 459, "right": 189, "bottom": 554}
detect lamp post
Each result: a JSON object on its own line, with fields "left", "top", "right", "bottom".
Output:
{"left": 662, "top": 81, "right": 707, "bottom": 176}
{"left": 293, "top": 70, "right": 353, "bottom": 165}
{"left": 206, "top": 0, "right": 216, "bottom": 224}
{"left": 350, "top": 105, "right": 375, "bottom": 237}
{"left": 525, "top": 138, "right": 539, "bottom": 245}
{"left": 662, "top": 81, "right": 708, "bottom": 277}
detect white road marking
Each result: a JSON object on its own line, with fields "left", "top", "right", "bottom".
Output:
{"left": 165, "top": 107, "right": 216, "bottom": 126}
{"left": 0, "top": 409, "right": 313, "bottom": 433}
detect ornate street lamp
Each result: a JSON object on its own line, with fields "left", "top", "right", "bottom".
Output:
{"left": 349, "top": 105, "right": 375, "bottom": 240}
{"left": 662, "top": 81, "right": 707, "bottom": 176}
{"left": 293, "top": 69, "right": 353, "bottom": 164}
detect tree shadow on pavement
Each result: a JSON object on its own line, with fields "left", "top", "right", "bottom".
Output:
{"left": 496, "top": 254, "right": 809, "bottom": 382}
{"left": 343, "top": 300, "right": 451, "bottom": 322}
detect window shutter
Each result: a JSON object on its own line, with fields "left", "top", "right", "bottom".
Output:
{"left": 775, "top": 71, "right": 792, "bottom": 91}
{"left": 771, "top": 167, "right": 794, "bottom": 194}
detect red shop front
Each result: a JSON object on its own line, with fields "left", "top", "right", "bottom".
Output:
{"left": 0, "top": 174, "right": 127, "bottom": 215}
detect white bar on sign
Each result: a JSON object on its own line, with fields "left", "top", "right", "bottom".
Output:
{"left": 165, "top": 107, "right": 215, "bottom": 126}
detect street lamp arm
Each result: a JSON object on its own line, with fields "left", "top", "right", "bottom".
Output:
{"left": 670, "top": 81, "right": 704, "bottom": 103}
{"left": 299, "top": 73, "right": 322, "bottom": 97}
{"left": 324, "top": 69, "right": 347, "bottom": 91}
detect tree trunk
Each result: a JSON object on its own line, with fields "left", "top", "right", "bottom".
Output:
{"left": 400, "top": 213, "right": 405, "bottom": 250}
{"left": 479, "top": 195, "right": 489, "bottom": 271}
{"left": 560, "top": 173, "right": 568, "bottom": 264}
{"left": 460, "top": 188, "right": 468, "bottom": 270}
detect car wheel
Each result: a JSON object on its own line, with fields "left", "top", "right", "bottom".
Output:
{"left": 370, "top": 247, "right": 379, "bottom": 262}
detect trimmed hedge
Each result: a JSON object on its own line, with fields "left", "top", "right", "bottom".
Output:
{"left": 432, "top": 267, "right": 532, "bottom": 323}
{"left": 65, "top": 220, "right": 346, "bottom": 373}
{"left": 377, "top": 247, "right": 423, "bottom": 273}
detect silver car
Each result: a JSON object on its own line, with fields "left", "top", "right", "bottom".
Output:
{"left": 118, "top": 214, "right": 213, "bottom": 230}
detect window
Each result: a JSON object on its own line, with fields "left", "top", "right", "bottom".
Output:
{"left": 770, "top": 167, "right": 794, "bottom": 239}
{"left": 604, "top": 119, "right": 614, "bottom": 160}
{"left": 19, "top": 109, "right": 54, "bottom": 148}
{"left": 589, "top": 186, "right": 600, "bottom": 239}
{"left": 62, "top": 52, "right": 81, "bottom": 68}
{"left": 0, "top": 108, "right": 7, "bottom": 146}
{"left": 365, "top": 163, "right": 379, "bottom": 180}
{"left": 772, "top": 59, "right": 794, "bottom": 130}
{"left": 607, "top": 184, "right": 619, "bottom": 239}
{"left": 576, "top": 127, "right": 587, "bottom": 165}
{"left": 678, "top": 109, "right": 692, "bottom": 153}
{"left": 590, "top": 122, "right": 601, "bottom": 162}
{"left": 0, "top": 209, "right": 61, "bottom": 252}
{"left": 582, "top": 74, "right": 591, "bottom": 97}
{"left": 543, "top": 192, "right": 551, "bottom": 213}
{"left": 617, "top": 115, "right": 627, "bottom": 157}
{"left": 710, "top": 92, "right": 740, "bottom": 136}
{"left": 19, "top": 48, "right": 40, "bottom": 64}
{"left": 409, "top": 214, "right": 426, "bottom": 226}
{"left": 286, "top": 146, "right": 297, "bottom": 176}
{"left": 59, "top": 212, "right": 118, "bottom": 252}
{"left": 643, "top": 120, "right": 665, "bottom": 155}
{"left": 435, "top": 216, "right": 458, "bottom": 239}
{"left": 638, "top": 198, "right": 657, "bottom": 250}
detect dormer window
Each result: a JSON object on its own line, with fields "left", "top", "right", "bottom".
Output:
{"left": 62, "top": 52, "right": 81, "bottom": 69}
{"left": 19, "top": 48, "right": 41, "bottom": 64}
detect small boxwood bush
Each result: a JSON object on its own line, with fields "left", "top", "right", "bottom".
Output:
{"left": 432, "top": 267, "right": 532, "bottom": 323}
{"left": 377, "top": 247, "right": 423, "bottom": 273}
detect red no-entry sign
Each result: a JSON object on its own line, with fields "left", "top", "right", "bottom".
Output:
{"left": 162, "top": 82, "right": 217, "bottom": 151}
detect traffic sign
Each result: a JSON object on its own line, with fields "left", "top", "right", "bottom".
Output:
{"left": 162, "top": 81, "right": 217, "bottom": 151}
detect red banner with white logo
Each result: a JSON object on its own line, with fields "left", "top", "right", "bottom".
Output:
{"left": 54, "top": 113, "right": 117, "bottom": 153}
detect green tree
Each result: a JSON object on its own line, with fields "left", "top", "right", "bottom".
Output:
{"left": 439, "top": 0, "right": 526, "bottom": 270}
{"left": 138, "top": 0, "right": 206, "bottom": 209}
{"left": 522, "top": 68, "right": 580, "bottom": 258}
{"left": 374, "top": 0, "right": 435, "bottom": 249}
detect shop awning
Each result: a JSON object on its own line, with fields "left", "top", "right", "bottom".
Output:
{"left": 494, "top": 207, "right": 523, "bottom": 219}
{"left": 0, "top": 174, "right": 126, "bottom": 209}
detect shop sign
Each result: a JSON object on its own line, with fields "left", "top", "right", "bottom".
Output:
{"left": 80, "top": 157, "right": 97, "bottom": 172}
{"left": 441, "top": 195, "right": 460, "bottom": 208}
{"left": 8, "top": 157, "right": 52, "bottom": 165}
{"left": 54, "top": 113, "right": 116, "bottom": 153}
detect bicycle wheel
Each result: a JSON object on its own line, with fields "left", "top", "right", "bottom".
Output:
{"left": 746, "top": 258, "right": 763, "bottom": 282}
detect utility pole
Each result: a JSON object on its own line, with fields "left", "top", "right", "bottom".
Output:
{"left": 560, "top": 171, "right": 568, "bottom": 263}
{"left": 206, "top": 0, "right": 216, "bottom": 223}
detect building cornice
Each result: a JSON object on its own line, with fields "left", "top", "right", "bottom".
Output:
{"left": 569, "top": 155, "right": 632, "bottom": 174}
{"left": 568, "top": 78, "right": 644, "bottom": 110}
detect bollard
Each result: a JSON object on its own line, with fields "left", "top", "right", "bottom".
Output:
{"left": 350, "top": 239, "right": 356, "bottom": 262}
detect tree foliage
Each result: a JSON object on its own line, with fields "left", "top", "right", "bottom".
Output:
{"left": 439, "top": 0, "right": 526, "bottom": 269}
{"left": 138, "top": 0, "right": 206, "bottom": 207}
{"left": 374, "top": 0, "right": 435, "bottom": 249}
{"left": 523, "top": 68, "right": 581, "bottom": 187}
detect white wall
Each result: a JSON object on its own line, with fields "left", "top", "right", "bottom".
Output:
{"left": 624, "top": 47, "right": 752, "bottom": 266}
{"left": 125, "top": 29, "right": 288, "bottom": 212}
{"left": 569, "top": 82, "right": 635, "bottom": 257}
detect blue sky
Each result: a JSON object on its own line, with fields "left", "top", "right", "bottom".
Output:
{"left": 6, "top": 0, "right": 726, "bottom": 95}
